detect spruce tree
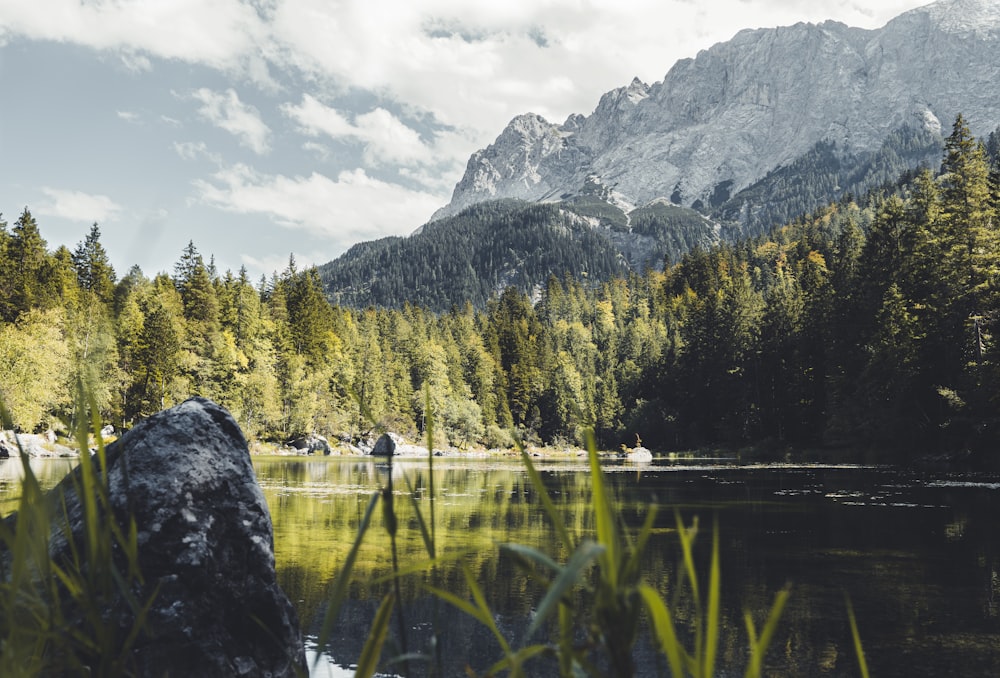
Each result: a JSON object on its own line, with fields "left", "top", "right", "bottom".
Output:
{"left": 72, "top": 223, "right": 117, "bottom": 305}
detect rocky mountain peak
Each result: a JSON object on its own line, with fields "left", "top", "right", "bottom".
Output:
{"left": 914, "top": 0, "right": 1000, "bottom": 35}
{"left": 432, "top": 0, "right": 1000, "bottom": 227}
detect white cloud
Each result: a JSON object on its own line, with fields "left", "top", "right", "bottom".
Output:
{"left": 192, "top": 164, "right": 443, "bottom": 252}
{"left": 0, "top": 0, "right": 269, "bottom": 81}
{"left": 119, "top": 50, "right": 152, "bottom": 73}
{"left": 282, "top": 94, "right": 434, "bottom": 167}
{"left": 191, "top": 88, "right": 271, "bottom": 154}
{"left": 172, "top": 141, "right": 222, "bottom": 164}
{"left": 37, "top": 188, "right": 123, "bottom": 223}
{"left": 302, "top": 141, "right": 331, "bottom": 160}
{"left": 117, "top": 110, "right": 140, "bottom": 123}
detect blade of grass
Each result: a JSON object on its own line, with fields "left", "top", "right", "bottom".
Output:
{"left": 585, "top": 429, "right": 618, "bottom": 584}
{"left": 517, "top": 441, "right": 574, "bottom": 552}
{"left": 401, "top": 471, "right": 435, "bottom": 559}
{"left": 638, "top": 584, "right": 688, "bottom": 678}
{"left": 371, "top": 549, "right": 474, "bottom": 585}
{"left": 675, "top": 513, "right": 701, "bottom": 604}
{"left": 846, "top": 597, "right": 870, "bottom": 678}
{"left": 485, "top": 643, "right": 550, "bottom": 678}
{"left": 621, "top": 504, "right": 659, "bottom": 586}
{"left": 499, "top": 543, "right": 564, "bottom": 575}
{"left": 703, "top": 523, "right": 721, "bottom": 678}
{"left": 424, "top": 385, "right": 437, "bottom": 553}
{"left": 315, "top": 491, "right": 381, "bottom": 663}
{"left": 744, "top": 586, "right": 790, "bottom": 678}
{"left": 354, "top": 593, "right": 395, "bottom": 678}
{"left": 422, "top": 582, "right": 511, "bottom": 657}
{"left": 526, "top": 540, "right": 605, "bottom": 640}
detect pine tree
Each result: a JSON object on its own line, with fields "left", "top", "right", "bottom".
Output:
{"left": 2, "top": 208, "right": 51, "bottom": 320}
{"left": 72, "top": 223, "right": 117, "bottom": 305}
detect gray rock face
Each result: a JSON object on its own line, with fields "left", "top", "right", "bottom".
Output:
{"left": 0, "top": 430, "right": 76, "bottom": 458}
{"left": 371, "top": 432, "right": 401, "bottom": 456}
{"left": 287, "top": 432, "right": 332, "bottom": 455}
{"left": 51, "top": 397, "right": 305, "bottom": 677}
{"left": 433, "top": 0, "right": 1000, "bottom": 221}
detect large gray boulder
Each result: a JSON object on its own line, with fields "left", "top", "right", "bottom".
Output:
{"left": 371, "top": 432, "right": 400, "bottom": 456}
{"left": 50, "top": 397, "right": 305, "bottom": 677}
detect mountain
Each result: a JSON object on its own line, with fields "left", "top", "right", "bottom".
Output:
{"left": 318, "top": 199, "right": 715, "bottom": 311}
{"left": 322, "top": 0, "right": 1000, "bottom": 309}
{"left": 433, "top": 0, "right": 1000, "bottom": 238}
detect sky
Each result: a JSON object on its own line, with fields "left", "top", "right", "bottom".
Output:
{"left": 0, "top": 0, "right": 932, "bottom": 281}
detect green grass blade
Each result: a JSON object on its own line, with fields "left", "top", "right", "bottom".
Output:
{"left": 526, "top": 540, "right": 605, "bottom": 640}
{"left": 401, "top": 471, "right": 435, "bottom": 559}
{"left": 315, "top": 491, "right": 380, "bottom": 661}
{"left": 517, "top": 440, "right": 574, "bottom": 551}
{"left": 354, "top": 593, "right": 395, "bottom": 678}
{"left": 462, "top": 563, "right": 512, "bottom": 655}
{"left": 744, "top": 586, "right": 790, "bottom": 678}
{"left": 422, "top": 584, "right": 488, "bottom": 625}
{"left": 424, "top": 385, "right": 437, "bottom": 552}
{"left": 585, "top": 428, "right": 618, "bottom": 583}
{"left": 639, "top": 584, "right": 688, "bottom": 678}
{"left": 499, "top": 543, "right": 564, "bottom": 575}
{"left": 846, "top": 597, "right": 870, "bottom": 678}
{"left": 622, "top": 504, "right": 659, "bottom": 585}
{"left": 676, "top": 513, "right": 701, "bottom": 603}
{"left": 703, "top": 523, "right": 721, "bottom": 678}
{"left": 486, "top": 643, "right": 550, "bottom": 678}
{"left": 424, "top": 578, "right": 512, "bottom": 657}
{"left": 371, "top": 549, "right": 473, "bottom": 585}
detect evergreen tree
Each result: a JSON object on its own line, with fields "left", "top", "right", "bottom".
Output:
{"left": 72, "top": 223, "right": 117, "bottom": 304}
{"left": 2, "top": 208, "right": 51, "bottom": 320}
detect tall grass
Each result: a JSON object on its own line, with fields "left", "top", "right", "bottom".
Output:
{"left": 313, "top": 410, "right": 798, "bottom": 677}
{"left": 0, "top": 384, "right": 154, "bottom": 676}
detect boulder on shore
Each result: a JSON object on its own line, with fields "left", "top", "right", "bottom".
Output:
{"left": 626, "top": 446, "right": 653, "bottom": 462}
{"left": 287, "top": 432, "right": 332, "bottom": 455}
{"left": 46, "top": 397, "right": 306, "bottom": 677}
{"left": 0, "top": 430, "right": 77, "bottom": 458}
{"left": 371, "top": 432, "right": 400, "bottom": 456}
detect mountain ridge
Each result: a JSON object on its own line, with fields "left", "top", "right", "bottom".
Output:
{"left": 320, "top": 0, "right": 1000, "bottom": 310}
{"left": 432, "top": 0, "right": 1000, "bottom": 227}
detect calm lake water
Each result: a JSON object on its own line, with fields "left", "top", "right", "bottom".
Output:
{"left": 253, "top": 456, "right": 1000, "bottom": 677}
{"left": 4, "top": 456, "right": 1000, "bottom": 676}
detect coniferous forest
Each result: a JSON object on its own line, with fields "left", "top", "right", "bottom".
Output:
{"left": 2, "top": 115, "right": 1000, "bottom": 464}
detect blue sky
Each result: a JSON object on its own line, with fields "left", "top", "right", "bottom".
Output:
{"left": 0, "top": 0, "right": 929, "bottom": 281}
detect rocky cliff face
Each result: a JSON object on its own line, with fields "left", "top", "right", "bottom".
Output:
{"left": 433, "top": 0, "right": 1000, "bottom": 222}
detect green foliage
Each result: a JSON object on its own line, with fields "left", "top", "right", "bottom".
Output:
{"left": 0, "top": 308, "right": 71, "bottom": 431}
{"left": 318, "top": 200, "right": 629, "bottom": 311}
{"left": 2, "top": 113, "right": 999, "bottom": 458}
{"left": 0, "top": 387, "right": 154, "bottom": 676}
{"left": 713, "top": 125, "right": 943, "bottom": 240}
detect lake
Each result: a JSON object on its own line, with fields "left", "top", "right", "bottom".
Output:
{"left": 253, "top": 455, "right": 1000, "bottom": 677}
{"left": 3, "top": 455, "right": 999, "bottom": 676}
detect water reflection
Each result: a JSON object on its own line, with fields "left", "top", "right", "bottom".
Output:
{"left": 254, "top": 458, "right": 1000, "bottom": 677}
{"left": 0, "top": 458, "right": 77, "bottom": 514}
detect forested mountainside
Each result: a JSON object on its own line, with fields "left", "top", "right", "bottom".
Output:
{"left": 711, "top": 125, "right": 944, "bottom": 239}
{"left": 317, "top": 199, "right": 715, "bottom": 311}
{"left": 2, "top": 116, "right": 999, "bottom": 463}
{"left": 319, "top": 125, "right": 940, "bottom": 312}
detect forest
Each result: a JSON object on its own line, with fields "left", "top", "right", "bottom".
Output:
{"left": 1, "top": 115, "right": 999, "bottom": 463}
